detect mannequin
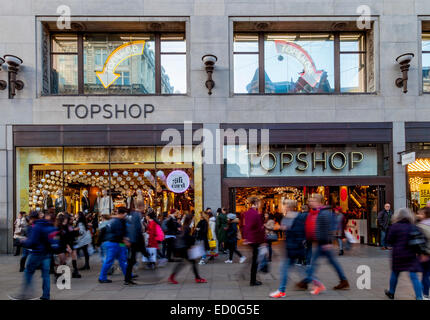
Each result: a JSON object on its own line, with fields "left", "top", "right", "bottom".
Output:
{"left": 81, "top": 189, "right": 91, "bottom": 214}
{"left": 99, "top": 189, "right": 114, "bottom": 215}
{"left": 135, "top": 189, "right": 145, "bottom": 210}
{"left": 42, "top": 190, "right": 53, "bottom": 211}
{"left": 93, "top": 191, "right": 101, "bottom": 213}
{"left": 125, "top": 189, "right": 135, "bottom": 211}
{"left": 55, "top": 189, "right": 67, "bottom": 214}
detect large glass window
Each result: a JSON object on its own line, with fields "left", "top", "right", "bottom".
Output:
{"left": 49, "top": 32, "right": 186, "bottom": 95}
{"left": 233, "top": 32, "right": 368, "bottom": 94}
{"left": 422, "top": 33, "right": 430, "bottom": 92}
{"left": 16, "top": 146, "right": 202, "bottom": 216}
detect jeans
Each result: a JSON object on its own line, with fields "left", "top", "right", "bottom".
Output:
{"left": 267, "top": 241, "right": 273, "bottom": 261}
{"left": 23, "top": 253, "right": 51, "bottom": 299}
{"left": 99, "top": 242, "right": 128, "bottom": 281}
{"left": 421, "top": 260, "right": 430, "bottom": 296}
{"left": 249, "top": 243, "right": 260, "bottom": 284}
{"left": 389, "top": 271, "right": 423, "bottom": 300}
{"left": 125, "top": 242, "right": 145, "bottom": 282}
{"left": 337, "top": 238, "right": 351, "bottom": 251}
{"left": 279, "top": 258, "right": 305, "bottom": 292}
{"left": 380, "top": 230, "right": 387, "bottom": 247}
{"left": 227, "top": 241, "right": 242, "bottom": 260}
{"left": 305, "top": 241, "right": 313, "bottom": 265}
{"left": 305, "top": 244, "right": 347, "bottom": 284}
{"left": 165, "top": 237, "right": 176, "bottom": 261}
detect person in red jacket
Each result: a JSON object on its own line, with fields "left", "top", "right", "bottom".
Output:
{"left": 242, "top": 196, "right": 266, "bottom": 286}
{"left": 145, "top": 210, "right": 159, "bottom": 269}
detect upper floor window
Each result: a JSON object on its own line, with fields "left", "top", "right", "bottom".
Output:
{"left": 234, "top": 31, "right": 368, "bottom": 94}
{"left": 49, "top": 32, "right": 186, "bottom": 95}
{"left": 422, "top": 32, "right": 430, "bottom": 93}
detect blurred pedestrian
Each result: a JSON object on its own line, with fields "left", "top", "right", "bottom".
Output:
{"left": 270, "top": 199, "right": 307, "bottom": 298}
{"left": 216, "top": 208, "right": 228, "bottom": 254}
{"left": 416, "top": 207, "right": 430, "bottom": 300}
{"left": 13, "top": 212, "right": 27, "bottom": 256}
{"left": 384, "top": 208, "right": 423, "bottom": 300}
{"left": 74, "top": 211, "right": 92, "bottom": 271}
{"left": 296, "top": 193, "right": 349, "bottom": 294}
{"left": 334, "top": 206, "right": 350, "bottom": 256}
{"left": 243, "top": 196, "right": 266, "bottom": 286}
{"left": 264, "top": 213, "right": 277, "bottom": 262}
{"left": 164, "top": 209, "right": 181, "bottom": 262}
{"left": 224, "top": 213, "right": 246, "bottom": 264}
{"left": 19, "top": 211, "right": 38, "bottom": 272}
{"left": 195, "top": 211, "right": 209, "bottom": 265}
{"left": 168, "top": 214, "right": 207, "bottom": 284}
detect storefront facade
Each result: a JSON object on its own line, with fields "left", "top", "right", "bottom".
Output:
{"left": 1, "top": 0, "right": 430, "bottom": 252}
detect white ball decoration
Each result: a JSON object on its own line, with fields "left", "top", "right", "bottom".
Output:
{"left": 133, "top": 172, "right": 139, "bottom": 177}
{"left": 137, "top": 177, "right": 142, "bottom": 181}
{"left": 79, "top": 172, "right": 83, "bottom": 176}
{"left": 113, "top": 172, "right": 118, "bottom": 177}
{"left": 36, "top": 190, "right": 40, "bottom": 195}
{"left": 55, "top": 170, "right": 60, "bottom": 175}
{"left": 144, "top": 171, "right": 152, "bottom": 178}
{"left": 39, "top": 196, "right": 43, "bottom": 201}
{"left": 44, "top": 185, "right": 49, "bottom": 189}
{"left": 33, "top": 200, "right": 37, "bottom": 204}
{"left": 130, "top": 181, "right": 135, "bottom": 185}
{"left": 104, "top": 171, "right": 109, "bottom": 176}
{"left": 71, "top": 171, "right": 75, "bottom": 175}
{"left": 41, "top": 178, "right": 46, "bottom": 183}
{"left": 87, "top": 172, "right": 91, "bottom": 176}
{"left": 117, "top": 177, "right": 122, "bottom": 182}
{"left": 63, "top": 171, "right": 68, "bottom": 175}
{"left": 33, "top": 195, "right": 38, "bottom": 199}
{"left": 50, "top": 171, "right": 55, "bottom": 176}
{"left": 120, "top": 181, "right": 125, "bottom": 185}
{"left": 156, "top": 170, "right": 165, "bottom": 178}
{"left": 126, "top": 177, "right": 131, "bottom": 181}
{"left": 123, "top": 171, "right": 128, "bottom": 176}
{"left": 95, "top": 172, "right": 99, "bottom": 176}
{"left": 38, "top": 184, "right": 43, "bottom": 188}
{"left": 45, "top": 174, "right": 50, "bottom": 178}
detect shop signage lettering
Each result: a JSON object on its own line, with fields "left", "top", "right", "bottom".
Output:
{"left": 166, "top": 170, "right": 190, "bottom": 193}
{"left": 252, "top": 151, "right": 364, "bottom": 172}
{"left": 62, "top": 103, "right": 155, "bottom": 119}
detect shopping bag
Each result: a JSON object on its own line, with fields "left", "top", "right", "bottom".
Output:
{"left": 257, "top": 245, "right": 270, "bottom": 273}
{"left": 141, "top": 247, "right": 157, "bottom": 263}
{"left": 208, "top": 239, "right": 217, "bottom": 249}
{"left": 344, "top": 230, "right": 354, "bottom": 243}
{"left": 188, "top": 243, "right": 205, "bottom": 260}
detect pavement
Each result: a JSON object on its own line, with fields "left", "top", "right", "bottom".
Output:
{"left": 0, "top": 243, "right": 423, "bottom": 300}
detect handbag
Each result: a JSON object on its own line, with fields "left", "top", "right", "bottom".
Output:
{"left": 188, "top": 243, "right": 205, "bottom": 260}
{"left": 267, "top": 233, "right": 278, "bottom": 241}
{"left": 408, "top": 225, "right": 428, "bottom": 255}
{"left": 208, "top": 239, "right": 217, "bottom": 249}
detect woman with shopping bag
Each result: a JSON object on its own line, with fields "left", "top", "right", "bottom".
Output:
{"left": 168, "top": 214, "right": 207, "bottom": 284}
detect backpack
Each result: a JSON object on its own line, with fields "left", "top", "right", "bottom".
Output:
{"left": 155, "top": 223, "right": 165, "bottom": 242}
{"left": 46, "top": 227, "right": 61, "bottom": 254}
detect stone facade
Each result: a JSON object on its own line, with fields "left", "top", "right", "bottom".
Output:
{"left": 1, "top": 0, "right": 429, "bottom": 252}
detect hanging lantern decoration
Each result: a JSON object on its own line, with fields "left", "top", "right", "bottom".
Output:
{"left": 123, "top": 171, "right": 128, "bottom": 176}
{"left": 126, "top": 177, "right": 131, "bottom": 181}
{"left": 71, "top": 171, "right": 75, "bottom": 175}
{"left": 104, "top": 171, "right": 109, "bottom": 176}
{"left": 117, "top": 177, "right": 122, "bottom": 182}
{"left": 94, "top": 172, "right": 99, "bottom": 176}
{"left": 41, "top": 178, "right": 46, "bottom": 183}
{"left": 38, "top": 184, "right": 43, "bottom": 188}
{"left": 113, "top": 172, "right": 118, "bottom": 177}
{"left": 45, "top": 174, "right": 50, "bottom": 178}
{"left": 50, "top": 171, "right": 55, "bottom": 176}
{"left": 133, "top": 172, "right": 139, "bottom": 177}
{"left": 55, "top": 170, "right": 60, "bottom": 175}
{"left": 87, "top": 172, "right": 91, "bottom": 176}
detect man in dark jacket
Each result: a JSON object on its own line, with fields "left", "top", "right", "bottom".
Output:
{"left": 243, "top": 196, "right": 266, "bottom": 286}
{"left": 164, "top": 209, "right": 181, "bottom": 262}
{"left": 98, "top": 207, "right": 128, "bottom": 283}
{"left": 124, "top": 204, "right": 148, "bottom": 285}
{"left": 378, "top": 203, "right": 393, "bottom": 250}
{"left": 10, "top": 211, "right": 58, "bottom": 300}
{"left": 296, "top": 194, "right": 349, "bottom": 294}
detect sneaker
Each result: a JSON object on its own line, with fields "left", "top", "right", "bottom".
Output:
{"left": 123, "top": 280, "right": 138, "bottom": 285}
{"left": 239, "top": 256, "right": 247, "bottom": 264}
{"left": 199, "top": 259, "right": 207, "bottom": 265}
{"left": 72, "top": 272, "right": 82, "bottom": 279}
{"left": 333, "top": 279, "right": 350, "bottom": 290}
{"left": 339, "top": 250, "right": 344, "bottom": 256}
{"left": 311, "top": 283, "right": 326, "bottom": 295}
{"left": 168, "top": 274, "right": 178, "bottom": 284}
{"left": 250, "top": 280, "right": 262, "bottom": 286}
{"left": 423, "top": 295, "right": 430, "bottom": 300}
{"left": 224, "top": 259, "right": 233, "bottom": 264}
{"left": 270, "top": 290, "right": 286, "bottom": 298}
{"left": 384, "top": 289, "right": 394, "bottom": 300}
{"left": 98, "top": 279, "right": 112, "bottom": 283}
{"left": 195, "top": 278, "right": 207, "bottom": 283}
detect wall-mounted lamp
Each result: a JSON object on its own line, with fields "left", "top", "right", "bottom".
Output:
{"left": 4, "top": 54, "right": 24, "bottom": 99}
{"left": 395, "top": 53, "right": 414, "bottom": 94}
{"left": 0, "top": 58, "right": 7, "bottom": 91}
{"left": 202, "top": 54, "right": 217, "bottom": 95}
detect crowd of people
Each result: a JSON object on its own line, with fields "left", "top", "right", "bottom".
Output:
{"left": 10, "top": 196, "right": 430, "bottom": 300}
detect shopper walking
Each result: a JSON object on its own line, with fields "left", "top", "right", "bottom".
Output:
{"left": 207, "top": 211, "right": 218, "bottom": 257}
{"left": 10, "top": 211, "right": 59, "bottom": 300}
{"left": 74, "top": 211, "right": 92, "bottom": 270}
{"left": 243, "top": 196, "right": 266, "bottom": 286}
{"left": 334, "top": 206, "right": 350, "bottom": 255}
{"left": 378, "top": 203, "right": 393, "bottom": 250}
{"left": 270, "top": 199, "right": 307, "bottom": 298}
{"left": 195, "top": 211, "right": 210, "bottom": 265}
{"left": 144, "top": 209, "right": 160, "bottom": 270}
{"left": 13, "top": 212, "right": 27, "bottom": 256}
{"left": 168, "top": 214, "right": 207, "bottom": 284}
{"left": 384, "top": 208, "right": 423, "bottom": 300}
{"left": 224, "top": 213, "right": 246, "bottom": 264}
{"left": 296, "top": 193, "right": 350, "bottom": 294}
{"left": 98, "top": 208, "right": 128, "bottom": 283}
{"left": 416, "top": 207, "right": 430, "bottom": 299}
{"left": 164, "top": 209, "right": 181, "bottom": 262}
{"left": 216, "top": 208, "right": 228, "bottom": 254}
{"left": 19, "top": 212, "right": 38, "bottom": 272}
{"left": 264, "top": 213, "right": 277, "bottom": 262}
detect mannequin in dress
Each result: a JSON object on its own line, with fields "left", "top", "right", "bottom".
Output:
{"left": 125, "top": 189, "right": 135, "bottom": 211}
{"left": 81, "top": 189, "right": 91, "bottom": 214}
{"left": 93, "top": 191, "right": 101, "bottom": 213}
{"left": 99, "top": 189, "right": 114, "bottom": 215}
{"left": 55, "top": 189, "right": 67, "bottom": 214}
{"left": 135, "top": 189, "right": 145, "bottom": 210}
{"left": 42, "top": 189, "right": 53, "bottom": 211}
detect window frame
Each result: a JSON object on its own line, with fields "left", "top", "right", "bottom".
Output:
{"left": 422, "top": 32, "right": 430, "bottom": 94}
{"left": 233, "top": 31, "right": 368, "bottom": 95}
{"left": 48, "top": 31, "right": 186, "bottom": 96}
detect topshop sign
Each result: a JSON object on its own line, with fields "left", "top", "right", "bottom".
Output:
{"left": 62, "top": 103, "right": 155, "bottom": 119}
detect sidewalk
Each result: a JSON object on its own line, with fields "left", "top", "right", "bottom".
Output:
{"left": 0, "top": 243, "right": 420, "bottom": 300}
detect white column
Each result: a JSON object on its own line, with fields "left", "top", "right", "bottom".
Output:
{"left": 392, "top": 121, "right": 407, "bottom": 210}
